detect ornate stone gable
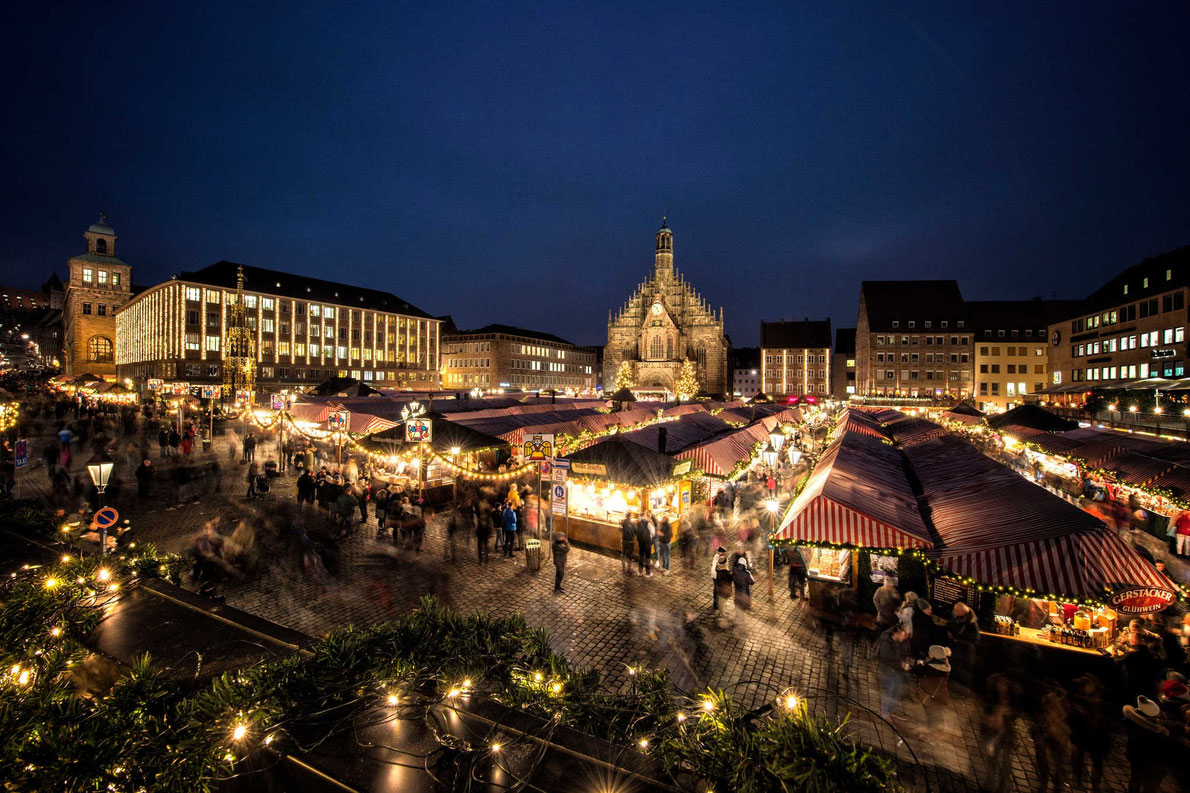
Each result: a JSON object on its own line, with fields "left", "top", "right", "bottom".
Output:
{"left": 603, "top": 221, "right": 728, "bottom": 396}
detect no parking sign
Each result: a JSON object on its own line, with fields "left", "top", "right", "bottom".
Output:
{"left": 93, "top": 507, "right": 119, "bottom": 530}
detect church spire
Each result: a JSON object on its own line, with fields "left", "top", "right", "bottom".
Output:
{"left": 654, "top": 218, "right": 673, "bottom": 280}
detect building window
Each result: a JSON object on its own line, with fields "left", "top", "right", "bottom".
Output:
{"left": 891, "top": 321, "right": 899, "bottom": 328}
{"left": 97, "top": 304, "right": 106, "bottom": 316}
{"left": 185, "top": 287, "right": 201, "bottom": 301}
{"left": 82, "top": 268, "right": 94, "bottom": 283}
{"left": 205, "top": 336, "right": 220, "bottom": 352}
{"left": 86, "top": 336, "right": 113, "bottom": 363}
{"left": 244, "top": 295, "right": 258, "bottom": 309}
{"left": 82, "top": 302, "right": 92, "bottom": 315}
{"left": 98, "top": 270, "right": 108, "bottom": 284}
{"left": 262, "top": 297, "right": 275, "bottom": 311}
{"left": 185, "top": 333, "right": 200, "bottom": 351}
{"left": 262, "top": 318, "right": 274, "bottom": 333}
{"left": 186, "top": 310, "right": 199, "bottom": 325}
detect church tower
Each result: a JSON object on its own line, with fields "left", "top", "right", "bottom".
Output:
{"left": 62, "top": 214, "right": 133, "bottom": 377}
{"left": 654, "top": 218, "right": 673, "bottom": 280}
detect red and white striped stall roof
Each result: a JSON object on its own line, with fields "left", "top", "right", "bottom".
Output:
{"left": 775, "top": 432, "right": 934, "bottom": 549}
{"left": 936, "top": 529, "right": 1174, "bottom": 599}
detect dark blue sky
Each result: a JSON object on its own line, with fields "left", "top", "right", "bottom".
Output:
{"left": 2, "top": 2, "right": 1187, "bottom": 346}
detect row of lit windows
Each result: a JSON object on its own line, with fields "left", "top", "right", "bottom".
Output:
{"left": 877, "top": 352, "right": 970, "bottom": 364}
{"left": 1072, "top": 290, "right": 1185, "bottom": 333}
{"left": 888, "top": 320, "right": 964, "bottom": 329}
{"left": 978, "top": 346, "right": 1045, "bottom": 357}
{"left": 764, "top": 383, "right": 828, "bottom": 394}
{"left": 1120, "top": 269, "right": 1175, "bottom": 295}
{"left": 879, "top": 370, "right": 965, "bottom": 381}
{"left": 979, "top": 363, "right": 1045, "bottom": 375}
{"left": 81, "top": 268, "right": 122, "bottom": 287}
{"left": 874, "top": 335, "right": 971, "bottom": 347}
{"left": 1072, "top": 327, "right": 1184, "bottom": 358}
{"left": 979, "top": 381, "right": 1037, "bottom": 396}
{"left": 767, "top": 369, "right": 827, "bottom": 379}
{"left": 1069, "top": 363, "right": 1184, "bottom": 382}
{"left": 765, "top": 354, "right": 827, "bottom": 364}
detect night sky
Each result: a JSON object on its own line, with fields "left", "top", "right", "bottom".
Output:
{"left": 2, "top": 2, "right": 1187, "bottom": 347}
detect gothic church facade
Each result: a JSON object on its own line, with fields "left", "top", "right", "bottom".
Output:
{"left": 603, "top": 221, "right": 728, "bottom": 396}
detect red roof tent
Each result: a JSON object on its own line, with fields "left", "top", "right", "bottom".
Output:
{"left": 895, "top": 425, "right": 1177, "bottom": 599}
{"left": 775, "top": 430, "right": 934, "bottom": 550}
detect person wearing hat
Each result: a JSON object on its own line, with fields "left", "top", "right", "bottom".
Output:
{"left": 913, "top": 645, "right": 951, "bottom": 728}
{"left": 1121, "top": 696, "right": 1170, "bottom": 793}
{"left": 1159, "top": 679, "right": 1190, "bottom": 718}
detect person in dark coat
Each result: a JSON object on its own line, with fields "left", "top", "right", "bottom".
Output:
{"left": 620, "top": 513, "right": 637, "bottom": 573}
{"left": 1068, "top": 674, "right": 1111, "bottom": 793}
{"left": 732, "top": 552, "right": 755, "bottom": 609}
{"left": 946, "top": 602, "right": 981, "bottom": 689}
{"left": 910, "top": 600, "right": 936, "bottom": 659}
{"left": 787, "top": 548, "right": 807, "bottom": 599}
{"left": 475, "top": 500, "right": 493, "bottom": 563}
{"left": 634, "top": 515, "right": 653, "bottom": 576}
{"left": 134, "top": 459, "right": 153, "bottom": 499}
{"left": 552, "top": 533, "right": 570, "bottom": 592}
{"left": 711, "top": 546, "right": 732, "bottom": 611}
{"left": 296, "top": 470, "right": 316, "bottom": 507}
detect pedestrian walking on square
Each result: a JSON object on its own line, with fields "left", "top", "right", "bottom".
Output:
{"left": 446, "top": 503, "right": 469, "bottom": 563}
{"left": 245, "top": 461, "right": 259, "bottom": 499}
{"left": 656, "top": 513, "right": 673, "bottom": 573}
{"left": 946, "top": 602, "right": 981, "bottom": 689}
{"left": 635, "top": 513, "right": 653, "bottom": 576}
{"left": 981, "top": 673, "right": 1020, "bottom": 793}
{"left": 501, "top": 501, "right": 517, "bottom": 558}
{"left": 552, "top": 533, "right": 570, "bottom": 592}
{"left": 296, "top": 470, "right": 316, "bottom": 508}
{"left": 873, "top": 626, "right": 910, "bottom": 720}
{"left": 873, "top": 577, "right": 901, "bottom": 627}
{"left": 372, "top": 486, "right": 390, "bottom": 532}
{"left": 135, "top": 459, "right": 153, "bottom": 500}
{"left": 711, "top": 546, "right": 732, "bottom": 611}
{"left": 1031, "top": 686, "right": 1072, "bottom": 793}
{"left": 913, "top": 645, "right": 951, "bottom": 729}
{"left": 1069, "top": 674, "right": 1110, "bottom": 793}
{"left": 168, "top": 427, "right": 181, "bottom": 457}
{"left": 787, "top": 548, "right": 807, "bottom": 599}
{"left": 620, "top": 512, "right": 636, "bottom": 573}
{"left": 1174, "top": 510, "right": 1190, "bottom": 557}
{"left": 476, "top": 501, "right": 492, "bottom": 563}
{"left": 1121, "top": 696, "right": 1170, "bottom": 793}
{"left": 732, "top": 551, "right": 755, "bottom": 610}
{"left": 243, "top": 432, "right": 256, "bottom": 463}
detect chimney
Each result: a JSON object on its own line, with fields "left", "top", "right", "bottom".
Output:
{"left": 657, "top": 425, "right": 668, "bottom": 454}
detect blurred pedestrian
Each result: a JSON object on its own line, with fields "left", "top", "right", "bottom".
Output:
{"left": 552, "top": 533, "right": 570, "bottom": 592}
{"left": 787, "top": 547, "right": 807, "bottom": 600}
{"left": 874, "top": 626, "right": 910, "bottom": 720}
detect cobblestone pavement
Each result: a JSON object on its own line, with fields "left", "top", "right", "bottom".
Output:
{"left": 20, "top": 436, "right": 1175, "bottom": 793}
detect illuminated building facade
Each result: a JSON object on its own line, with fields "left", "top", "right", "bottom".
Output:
{"left": 115, "top": 261, "right": 440, "bottom": 393}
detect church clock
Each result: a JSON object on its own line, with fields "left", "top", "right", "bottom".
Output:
{"left": 651, "top": 301, "right": 663, "bottom": 315}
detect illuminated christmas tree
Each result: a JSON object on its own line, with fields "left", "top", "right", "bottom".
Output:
{"left": 613, "top": 360, "right": 635, "bottom": 391}
{"left": 675, "top": 358, "right": 699, "bottom": 402}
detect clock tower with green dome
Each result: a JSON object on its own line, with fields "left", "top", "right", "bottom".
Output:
{"left": 603, "top": 219, "right": 728, "bottom": 397}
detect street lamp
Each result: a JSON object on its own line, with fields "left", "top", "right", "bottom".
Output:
{"left": 765, "top": 497, "right": 780, "bottom": 599}
{"left": 761, "top": 441, "right": 778, "bottom": 469}
{"left": 86, "top": 451, "right": 115, "bottom": 555}
{"left": 768, "top": 426, "right": 785, "bottom": 453}
{"left": 1155, "top": 405, "right": 1163, "bottom": 435}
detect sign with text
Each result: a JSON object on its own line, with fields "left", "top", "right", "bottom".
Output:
{"left": 13, "top": 439, "right": 27, "bottom": 468}
{"left": 671, "top": 459, "right": 693, "bottom": 478}
{"left": 1108, "top": 585, "right": 1177, "bottom": 615}
{"left": 405, "top": 417, "right": 432, "bottom": 443}
{"left": 522, "top": 433, "right": 554, "bottom": 461}
{"left": 551, "top": 482, "right": 568, "bottom": 516}
{"left": 571, "top": 462, "right": 606, "bottom": 477}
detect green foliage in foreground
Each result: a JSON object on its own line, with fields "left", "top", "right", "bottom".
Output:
{"left": 0, "top": 556, "right": 902, "bottom": 792}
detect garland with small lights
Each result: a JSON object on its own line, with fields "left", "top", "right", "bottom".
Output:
{"left": 0, "top": 570, "right": 903, "bottom": 793}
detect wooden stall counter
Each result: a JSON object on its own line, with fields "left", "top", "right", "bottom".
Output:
{"left": 981, "top": 626, "right": 1109, "bottom": 656}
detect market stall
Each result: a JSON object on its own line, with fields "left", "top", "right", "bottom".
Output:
{"left": 562, "top": 436, "right": 694, "bottom": 553}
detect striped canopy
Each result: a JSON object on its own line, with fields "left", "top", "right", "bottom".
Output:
{"left": 935, "top": 529, "right": 1173, "bottom": 599}
{"left": 775, "top": 432, "right": 934, "bottom": 550}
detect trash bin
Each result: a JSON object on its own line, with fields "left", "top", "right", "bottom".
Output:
{"left": 524, "top": 538, "right": 542, "bottom": 572}
{"left": 201, "top": 439, "right": 211, "bottom": 453}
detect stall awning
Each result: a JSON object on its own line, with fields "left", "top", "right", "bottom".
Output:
{"left": 565, "top": 436, "right": 676, "bottom": 487}
{"left": 360, "top": 419, "right": 510, "bottom": 456}
{"left": 775, "top": 432, "right": 934, "bottom": 550}
{"left": 936, "top": 530, "right": 1175, "bottom": 600}
{"left": 673, "top": 422, "right": 769, "bottom": 478}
